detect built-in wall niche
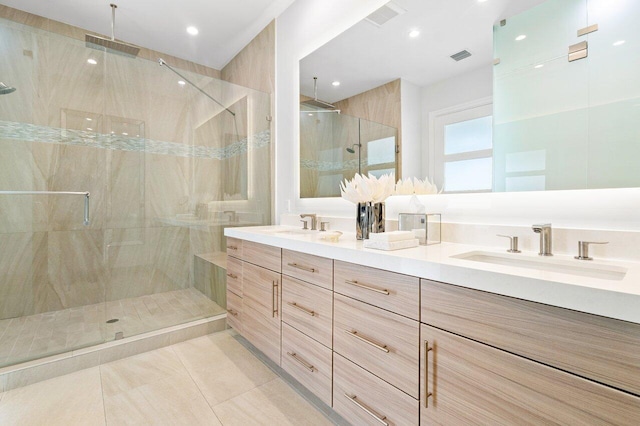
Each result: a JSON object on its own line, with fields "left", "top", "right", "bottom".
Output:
{"left": 194, "top": 96, "right": 248, "bottom": 202}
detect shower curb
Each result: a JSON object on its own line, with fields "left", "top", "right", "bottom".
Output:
{"left": 0, "top": 314, "right": 227, "bottom": 393}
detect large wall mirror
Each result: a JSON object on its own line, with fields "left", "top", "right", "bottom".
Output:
{"left": 299, "top": 0, "right": 640, "bottom": 197}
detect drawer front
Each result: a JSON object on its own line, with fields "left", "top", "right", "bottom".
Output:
{"left": 226, "top": 237, "right": 243, "bottom": 259}
{"left": 226, "top": 290, "right": 243, "bottom": 334}
{"left": 242, "top": 263, "right": 280, "bottom": 329}
{"left": 334, "top": 260, "right": 419, "bottom": 320}
{"left": 333, "top": 353, "right": 419, "bottom": 426}
{"left": 282, "top": 323, "right": 332, "bottom": 407}
{"left": 420, "top": 324, "right": 640, "bottom": 425}
{"left": 243, "top": 241, "right": 281, "bottom": 273}
{"left": 282, "top": 276, "right": 333, "bottom": 348}
{"left": 282, "top": 250, "right": 333, "bottom": 290}
{"left": 226, "top": 256, "right": 243, "bottom": 297}
{"left": 334, "top": 293, "right": 419, "bottom": 398}
{"left": 421, "top": 279, "right": 640, "bottom": 396}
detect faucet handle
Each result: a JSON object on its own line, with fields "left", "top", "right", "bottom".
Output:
{"left": 320, "top": 221, "right": 330, "bottom": 232}
{"left": 497, "top": 234, "right": 521, "bottom": 253}
{"left": 575, "top": 241, "right": 608, "bottom": 260}
{"left": 300, "top": 220, "right": 309, "bottom": 230}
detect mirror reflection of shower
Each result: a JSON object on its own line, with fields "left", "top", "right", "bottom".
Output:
{"left": 0, "top": 82, "right": 16, "bottom": 95}
{"left": 346, "top": 143, "right": 362, "bottom": 174}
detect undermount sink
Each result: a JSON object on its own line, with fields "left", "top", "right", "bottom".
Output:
{"left": 452, "top": 251, "right": 627, "bottom": 281}
{"left": 271, "top": 228, "right": 318, "bottom": 236}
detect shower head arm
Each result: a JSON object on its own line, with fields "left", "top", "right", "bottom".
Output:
{"left": 110, "top": 4, "right": 116, "bottom": 41}
{"left": 158, "top": 58, "right": 236, "bottom": 117}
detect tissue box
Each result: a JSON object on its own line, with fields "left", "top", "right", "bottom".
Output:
{"left": 398, "top": 213, "right": 441, "bottom": 245}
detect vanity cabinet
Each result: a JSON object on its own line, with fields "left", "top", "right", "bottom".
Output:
{"left": 420, "top": 324, "right": 640, "bottom": 425}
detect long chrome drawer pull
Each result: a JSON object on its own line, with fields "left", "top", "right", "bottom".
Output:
{"left": 344, "top": 394, "right": 389, "bottom": 426}
{"left": 226, "top": 273, "right": 238, "bottom": 279}
{"left": 345, "top": 330, "right": 389, "bottom": 353}
{"left": 287, "top": 302, "right": 315, "bottom": 316}
{"left": 344, "top": 280, "right": 390, "bottom": 295}
{"left": 227, "top": 309, "right": 238, "bottom": 317}
{"left": 286, "top": 352, "right": 316, "bottom": 372}
{"left": 272, "top": 280, "right": 279, "bottom": 317}
{"left": 287, "top": 263, "right": 316, "bottom": 273}
{"left": 425, "top": 340, "right": 433, "bottom": 408}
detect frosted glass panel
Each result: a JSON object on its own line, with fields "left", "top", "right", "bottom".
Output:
{"left": 444, "top": 158, "right": 493, "bottom": 192}
{"left": 444, "top": 116, "right": 492, "bottom": 155}
{"left": 368, "top": 137, "right": 396, "bottom": 165}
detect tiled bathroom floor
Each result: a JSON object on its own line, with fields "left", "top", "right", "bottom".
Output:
{"left": 0, "top": 330, "right": 332, "bottom": 425}
{"left": 0, "top": 288, "right": 225, "bottom": 368}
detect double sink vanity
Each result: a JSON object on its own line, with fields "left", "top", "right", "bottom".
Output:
{"left": 224, "top": 225, "right": 640, "bottom": 425}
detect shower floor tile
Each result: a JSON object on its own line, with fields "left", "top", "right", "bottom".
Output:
{"left": 0, "top": 288, "right": 225, "bottom": 368}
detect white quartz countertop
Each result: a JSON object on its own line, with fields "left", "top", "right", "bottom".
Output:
{"left": 225, "top": 226, "right": 640, "bottom": 324}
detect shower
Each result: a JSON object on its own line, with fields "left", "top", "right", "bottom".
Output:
{"left": 85, "top": 4, "right": 140, "bottom": 57}
{"left": 0, "top": 82, "right": 16, "bottom": 94}
{"left": 301, "top": 77, "right": 340, "bottom": 113}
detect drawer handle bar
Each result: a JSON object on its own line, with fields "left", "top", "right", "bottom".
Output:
{"left": 287, "top": 263, "right": 316, "bottom": 273}
{"left": 424, "top": 340, "right": 433, "bottom": 408}
{"left": 228, "top": 245, "right": 238, "bottom": 251}
{"left": 344, "top": 280, "right": 390, "bottom": 295}
{"left": 226, "top": 273, "right": 238, "bottom": 279}
{"left": 272, "top": 280, "right": 279, "bottom": 318}
{"left": 227, "top": 309, "right": 238, "bottom": 317}
{"left": 345, "top": 330, "right": 389, "bottom": 353}
{"left": 344, "top": 394, "right": 389, "bottom": 426}
{"left": 287, "top": 302, "right": 315, "bottom": 316}
{"left": 286, "top": 351, "right": 316, "bottom": 372}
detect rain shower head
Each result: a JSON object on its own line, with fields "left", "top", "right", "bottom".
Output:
{"left": 301, "top": 77, "right": 338, "bottom": 111}
{"left": 85, "top": 4, "right": 140, "bottom": 58}
{"left": 346, "top": 144, "right": 361, "bottom": 154}
{"left": 0, "top": 82, "right": 16, "bottom": 95}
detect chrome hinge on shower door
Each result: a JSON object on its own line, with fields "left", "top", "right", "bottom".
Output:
{"left": 568, "top": 41, "right": 588, "bottom": 62}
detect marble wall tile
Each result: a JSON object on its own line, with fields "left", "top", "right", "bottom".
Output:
{"left": 145, "top": 154, "right": 190, "bottom": 224}
{"left": 148, "top": 226, "right": 191, "bottom": 292}
{"left": 193, "top": 257, "right": 226, "bottom": 307}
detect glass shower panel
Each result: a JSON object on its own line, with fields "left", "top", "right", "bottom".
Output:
{"left": 359, "top": 119, "right": 397, "bottom": 178}
{"left": 493, "top": 0, "right": 589, "bottom": 192}
{"left": 586, "top": 0, "right": 640, "bottom": 188}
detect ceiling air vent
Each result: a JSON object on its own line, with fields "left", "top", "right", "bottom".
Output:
{"left": 365, "top": 1, "right": 407, "bottom": 27}
{"left": 450, "top": 50, "right": 472, "bottom": 61}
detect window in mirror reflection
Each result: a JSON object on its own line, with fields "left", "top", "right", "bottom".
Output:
{"left": 435, "top": 104, "right": 493, "bottom": 193}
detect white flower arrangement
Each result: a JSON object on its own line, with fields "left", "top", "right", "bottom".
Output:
{"left": 394, "top": 177, "right": 439, "bottom": 195}
{"left": 340, "top": 173, "right": 396, "bottom": 204}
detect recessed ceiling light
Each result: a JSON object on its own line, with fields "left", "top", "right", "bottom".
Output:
{"left": 86, "top": 117, "right": 92, "bottom": 121}
{"left": 613, "top": 40, "right": 626, "bottom": 46}
{"left": 478, "top": 0, "right": 489, "bottom": 3}
{"left": 86, "top": 127, "right": 93, "bottom": 131}
{"left": 122, "top": 132, "right": 128, "bottom": 136}
{"left": 308, "top": 113, "right": 313, "bottom": 116}
{"left": 535, "top": 64, "right": 544, "bottom": 69}
{"left": 332, "top": 81, "right": 341, "bottom": 87}
{"left": 87, "top": 58, "right": 97, "bottom": 65}
{"left": 408, "top": 29, "right": 420, "bottom": 38}
{"left": 178, "top": 80, "right": 186, "bottom": 86}
{"left": 186, "top": 26, "right": 199, "bottom": 36}
{"left": 515, "top": 35, "right": 527, "bottom": 41}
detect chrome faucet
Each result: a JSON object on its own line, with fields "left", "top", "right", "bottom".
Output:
{"left": 532, "top": 223, "right": 553, "bottom": 256}
{"left": 300, "top": 214, "right": 318, "bottom": 230}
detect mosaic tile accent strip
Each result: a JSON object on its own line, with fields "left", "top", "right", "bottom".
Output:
{"left": 0, "top": 121, "right": 270, "bottom": 159}
{"left": 300, "top": 158, "right": 371, "bottom": 172}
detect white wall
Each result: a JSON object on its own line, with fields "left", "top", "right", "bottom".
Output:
{"left": 400, "top": 79, "right": 423, "bottom": 179}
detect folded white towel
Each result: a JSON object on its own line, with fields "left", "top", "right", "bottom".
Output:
{"left": 363, "top": 238, "right": 419, "bottom": 251}
{"left": 367, "top": 231, "right": 414, "bottom": 243}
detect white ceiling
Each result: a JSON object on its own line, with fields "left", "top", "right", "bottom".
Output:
{"left": 0, "top": 0, "right": 296, "bottom": 70}
{"left": 300, "top": 0, "right": 548, "bottom": 103}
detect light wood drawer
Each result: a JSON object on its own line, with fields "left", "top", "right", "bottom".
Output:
{"left": 282, "top": 276, "right": 333, "bottom": 348}
{"left": 282, "top": 250, "right": 333, "bottom": 290}
{"left": 282, "top": 323, "right": 332, "bottom": 407}
{"left": 334, "top": 293, "right": 419, "bottom": 398}
{"left": 226, "top": 237, "right": 243, "bottom": 259}
{"left": 226, "top": 290, "right": 242, "bottom": 334}
{"left": 334, "top": 261, "right": 419, "bottom": 320}
{"left": 420, "top": 324, "right": 640, "bottom": 425}
{"left": 243, "top": 241, "right": 281, "bottom": 273}
{"left": 226, "top": 255, "right": 242, "bottom": 297}
{"left": 421, "top": 279, "right": 640, "bottom": 396}
{"left": 333, "top": 353, "right": 419, "bottom": 426}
